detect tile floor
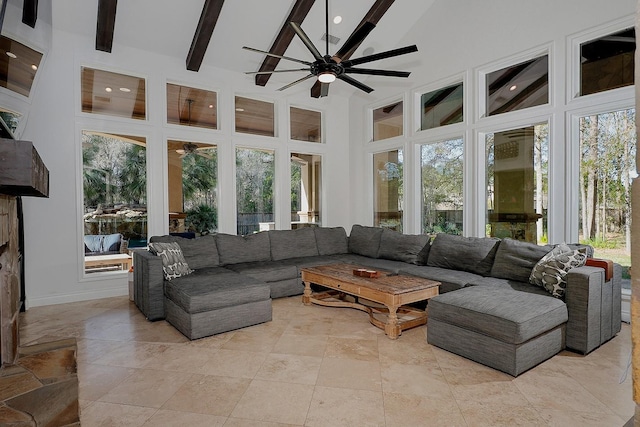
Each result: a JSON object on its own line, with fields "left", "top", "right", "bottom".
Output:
{"left": 19, "top": 295, "right": 634, "bottom": 426}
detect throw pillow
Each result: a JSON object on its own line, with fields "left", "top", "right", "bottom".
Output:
{"left": 529, "top": 243, "right": 587, "bottom": 298}
{"left": 148, "top": 241, "right": 193, "bottom": 281}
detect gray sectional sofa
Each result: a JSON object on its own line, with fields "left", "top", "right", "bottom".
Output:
{"left": 133, "top": 224, "right": 621, "bottom": 376}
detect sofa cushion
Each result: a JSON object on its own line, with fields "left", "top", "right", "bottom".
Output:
{"left": 400, "top": 264, "right": 482, "bottom": 294}
{"left": 269, "top": 228, "right": 319, "bottom": 261}
{"left": 428, "top": 286, "right": 567, "bottom": 344}
{"left": 490, "top": 238, "right": 551, "bottom": 283}
{"left": 148, "top": 241, "right": 193, "bottom": 281}
{"left": 216, "top": 232, "right": 271, "bottom": 265}
{"left": 314, "top": 227, "right": 349, "bottom": 255}
{"left": 102, "top": 233, "right": 122, "bottom": 252}
{"left": 427, "top": 234, "right": 500, "bottom": 276}
{"left": 529, "top": 244, "right": 587, "bottom": 298}
{"left": 226, "top": 261, "right": 298, "bottom": 283}
{"left": 84, "top": 235, "right": 103, "bottom": 253}
{"left": 150, "top": 235, "right": 220, "bottom": 269}
{"left": 377, "top": 228, "right": 430, "bottom": 265}
{"left": 348, "top": 224, "right": 382, "bottom": 258}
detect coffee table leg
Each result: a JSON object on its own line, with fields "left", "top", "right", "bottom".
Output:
{"left": 302, "top": 280, "right": 312, "bottom": 305}
{"left": 385, "top": 305, "right": 401, "bottom": 339}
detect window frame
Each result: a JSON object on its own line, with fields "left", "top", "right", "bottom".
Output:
{"left": 367, "top": 95, "right": 407, "bottom": 143}
{"left": 413, "top": 73, "right": 466, "bottom": 135}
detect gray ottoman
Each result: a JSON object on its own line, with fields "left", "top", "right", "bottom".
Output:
{"left": 427, "top": 286, "right": 568, "bottom": 376}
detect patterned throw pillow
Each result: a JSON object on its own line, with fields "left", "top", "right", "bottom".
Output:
{"left": 529, "top": 244, "right": 587, "bottom": 298}
{"left": 148, "top": 242, "right": 193, "bottom": 281}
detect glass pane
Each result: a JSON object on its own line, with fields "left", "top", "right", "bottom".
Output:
{"left": 81, "top": 67, "right": 146, "bottom": 120}
{"left": 290, "top": 107, "right": 321, "bottom": 142}
{"left": 578, "top": 109, "right": 635, "bottom": 282}
{"left": 486, "top": 56, "right": 548, "bottom": 116}
{"left": 581, "top": 28, "right": 635, "bottom": 96}
{"left": 373, "top": 101, "right": 403, "bottom": 141}
{"left": 421, "top": 139, "right": 464, "bottom": 236}
{"left": 236, "top": 147, "right": 275, "bottom": 234}
{"left": 82, "top": 131, "right": 147, "bottom": 274}
{"left": 0, "top": 35, "right": 42, "bottom": 97}
{"left": 235, "top": 96, "right": 274, "bottom": 137}
{"left": 167, "top": 140, "right": 217, "bottom": 236}
{"left": 0, "top": 109, "right": 21, "bottom": 137}
{"left": 486, "top": 124, "right": 548, "bottom": 244}
{"left": 291, "top": 153, "right": 322, "bottom": 228}
{"left": 420, "top": 83, "right": 463, "bottom": 130}
{"left": 373, "top": 149, "right": 403, "bottom": 231}
{"left": 166, "top": 83, "right": 217, "bottom": 129}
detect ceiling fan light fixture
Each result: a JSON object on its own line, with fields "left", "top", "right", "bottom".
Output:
{"left": 318, "top": 71, "right": 336, "bottom": 83}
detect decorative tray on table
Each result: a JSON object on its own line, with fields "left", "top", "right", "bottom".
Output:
{"left": 352, "top": 268, "right": 381, "bottom": 278}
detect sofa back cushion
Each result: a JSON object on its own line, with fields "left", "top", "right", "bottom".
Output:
{"left": 377, "top": 228, "right": 430, "bottom": 265}
{"left": 427, "top": 234, "right": 500, "bottom": 276}
{"left": 270, "top": 228, "right": 319, "bottom": 261}
{"left": 490, "top": 238, "right": 551, "bottom": 282}
{"left": 216, "top": 231, "right": 271, "bottom": 265}
{"left": 314, "top": 227, "right": 349, "bottom": 255}
{"left": 149, "top": 235, "right": 220, "bottom": 269}
{"left": 348, "top": 224, "right": 383, "bottom": 258}
{"left": 84, "top": 235, "right": 104, "bottom": 253}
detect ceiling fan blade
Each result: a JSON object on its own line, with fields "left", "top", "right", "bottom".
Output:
{"left": 320, "top": 82, "right": 329, "bottom": 97}
{"left": 344, "top": 68, "right": 411, "bottom": 78}
{"left": 342, "top": 45, "right": 418, "bottom": 67}
{"left": 245, "top": 68, "right": 310, "bottom": 75}
{"left": 310, "top": 80, "right": 328, "bottom": 98}
{"left": 277, "top": 74, "right": 315, "bottom": 91}
{"left": 242, "top": 46, "right": 312, "bottom": 66}
{"left": 337, "top": 74, "right": 374, "bottom": 93}
{"left": 334, "top": 22, "right": 376, "bottom": 60}
{"left": 289, "top": 22, "right": 325, "bottom": 61}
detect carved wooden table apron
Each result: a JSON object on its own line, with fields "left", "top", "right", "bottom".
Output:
{"left": 301, "top": 263, "right": 440, "bottom": 339}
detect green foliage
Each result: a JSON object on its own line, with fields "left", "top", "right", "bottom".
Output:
{"left": 185, "top": 204, "right": 217, "bottom": 235}
{"left": 579, "top": 237, "right": 619, "bottom": 249}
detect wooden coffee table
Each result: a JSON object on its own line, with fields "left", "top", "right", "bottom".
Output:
{"left": 301, "top": 263, "right": 440, "bottom": 339}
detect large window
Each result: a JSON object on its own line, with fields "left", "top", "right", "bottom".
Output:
{"left": 0, "top": 35, "right": 42, "bottom": 97}
{"left": 486, "top": 55, "right": 548, "bottom": 116}
{"left": 167, "top": 141, "right": 217, "bottom": 235}
{"left": 421, "top": 139, "right": 464, "bottom": 235}
{"left": 236, "top": 148, "right": 275, "bottom": 234}
{"left": 235, "top": 96, "right": 275, "bottom": 137}
{"left": 291, "top": 153, "right": 321, "bottom": 228}
{"left": 373, "top": 149, "right": 403, "bottom": 231}
{"left": 420, "top": 83, "right": 463, "bottom": 131}
{"left": 166, "top": 84, "right": 217, "bottom": 130}
{"left": 486, "top": 124, "right": 548, "bottom": 243}
{"left": 81, "top": 67, "right": 146, "bottom": 120}
{"left": 373, "top": 101, "right": 403, "bottom": 141}
{"left": 290, "top": 107, "right": 321, "bottom": 142}
{"left": 580, "top": 28, "right": 635, "bottom": 96}
{"left": 82, "top": 131, "right": 147, "bottom": 273}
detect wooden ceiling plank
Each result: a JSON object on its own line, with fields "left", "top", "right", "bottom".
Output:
{"left": 96, "top": 0, "right": 117, "bottom": 53}
{"left": 22, "top": 0, "right": 38, "bottom": 28}
{"left": 255, "top": 0, "right": 316, "bottom": 86}
{"left": 186, "top": 0, "right": 226, "bottom": 72}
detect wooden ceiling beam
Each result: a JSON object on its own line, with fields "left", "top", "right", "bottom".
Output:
{"left": 96, "top": 0, "right": 117, "bottom": 52}
{"left": 22, "top": 0, "right": 38, "bottom": 28}
{"left": 255, "top": 0, "right": 316, "bottom": 86}
{"left": 186, "top": 0, "right": 226, "bottom": 72}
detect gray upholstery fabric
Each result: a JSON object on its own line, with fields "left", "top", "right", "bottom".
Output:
{"left": 400, "top": 265, "right": 481, "bottom": 294}
{"left": 490, "top": 238, "right": 551, "bottom": 282}
{"left": 377, "top": 228, "right": 430, "bottom": 265}
{"left": 164, "top": 267, "right": 270, "bottom": 313}
{"left": 269, "top": 228, "right": 319, "bottom": 260}
{"left": 314, "top": 227, "right": 349, "bottom": 255}
{"left": 216, "top": 232, "right": 271, "bottom": 265}
{"left": 269, "top": 278, "right": 304, "bottom": 298}
{"left": 149, "top": 235, "right": 220, "bottom": 269}
{"left": 428, "top": 286, "right": 567, "bottom": 344}
{"left": 348, "top": 224, "right": 382, "bottom": 258}
{"left": 466, "top": 276, "right": 551, "bottom": 297}
{"left": 226, "top": 261, "right": 298, "bottom": 283}
{"left": 427, "top": 319, "right": 565, "bottom": 376}
{"left": 611, "top": 263, "right": 622, "bottom": 336}
{"left": 166, "top": 298, "right": 272, "bottom": 340}
{"left": 133, "top": 250, "right": 166, "bottom": 321}
{"left": 427, "top": 234, "right": 499, "bottom": 276}
{"left": 566, "top": 243, "right": 594, "bottom": 258}
{"left": 565, "top": 266, "right": 603, "bottom": 354}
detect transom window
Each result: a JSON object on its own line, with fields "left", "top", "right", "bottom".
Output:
{"left": 235, "top": 96, "right": 275, "bottom": 137}
{"left": 290, "top": 107, "right": 321, "bottom": 142}
{"left": 166, "top": 84, "right": 217, "bottom": 130}
{"left": 81, "top": 67, "right": 146, "bottom": 120}
{"left": 420, "top": 83, "right": 463, "bottom": 130}
{"left": 373, "top": 101, "right": 403, "bottom": 141}
{"left": 580, "top": 28, "right": 635, "bottom": 96}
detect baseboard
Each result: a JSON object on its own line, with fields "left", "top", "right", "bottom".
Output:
{"left": 25, "top": 286, "right": 128, "bottom": 309}
{"left": 621, "top": 288, "right": 631, "bottom": 323}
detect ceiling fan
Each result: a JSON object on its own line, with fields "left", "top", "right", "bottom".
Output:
{"left": 243, "top": 0, "right": 418, "bottom": 97}
{"left": 176, "top": 142, "right": 212, "bottom": 159}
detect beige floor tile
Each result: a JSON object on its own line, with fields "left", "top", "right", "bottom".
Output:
{"left": 98, "top": 369, "right": 191, "bottom": 408}
{"left": 378, "top": 332, "right": 437, "bottom": 366}
{"left": 328, "top": 316, "right": 385, "bottom": 339}
{"left": 254, "top": 353, "right": 322, "bottom": 384}
{"left": 272, "top": 333, "right": 328, "bottom": 357}
{"left": 381, "top": 362, "right": 453, "bottom": 399}
{"left": 576, "top": 378, "right": 635, "bottom": 420}
{"left": 161, "top": 374, "right": 251, "bottom": 416}
{"left": 305, "top": 386, "right": 385, "bottom": 427}
{"left": 383, "top": 392, "right": 467, "bottom": 427}
{"left": 198, "top": 348, "right": 268, "bottom": 378}
{"left": 223, "top": 418, "right": 299, "bottom": 427}
{"left": 129, "top": 320, "right": 190, "bottom": 343}
{"left": 317, "top": 357, "right": 382, "bottom": 391}
{"left": 221, "top": 329, "right": 282, "bottom": 353}
{"left": 457, "top": 400, "right": 547, "bottom": 426}
{"left": 78, "top": 363, "right": 134, "bottom": 401}
{"left": 80, "top": 401, "right": 157, "bottom": 426}
{"left": 283, "top": 317, "right": 334, "bottom": 336}
{"left": 230, "top": 379, "right": 314, "bottom": 425}
{"left": 76, "top": 338, "right": 128, "bottom": 364}
{"left": 143, "top": 343, "right": 217, "bottom": 373}
{"left": 324, "top": 336, "right": 379, "bottom": 361}
{"left": 93, "top": 341, "right": 172, "bottom": 368}
{"left": 537, "top": 408, "right": 626, "bottom": 427}
{"left": 441, "top": 366, "right": 530, "bottom": 406}
{"left": 141, "top": 409, "right": 227, "bottom": 426}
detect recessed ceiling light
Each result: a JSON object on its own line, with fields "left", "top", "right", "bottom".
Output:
{"left": 509, "top": 85, "right": 517, "bottom": 91}
{"left": 333, "top": 16, "right": 342, "bottom": 24}
{"left": 6, "top": 52, "right": 17, "bottom": 59}
{"left": 235, "top": 108, "right": 245, "bottom": 112}
{"left": 31, "top": 64, "right": 38, "bottom": 71}
{"left": 208, "top": 104, "right": 214, "bottom": 109}
{"left": 119, "top": 87, "right": 131, "bottom": 92}
{"left": 105, "top": 87, "right": 113, "bottom": 92}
